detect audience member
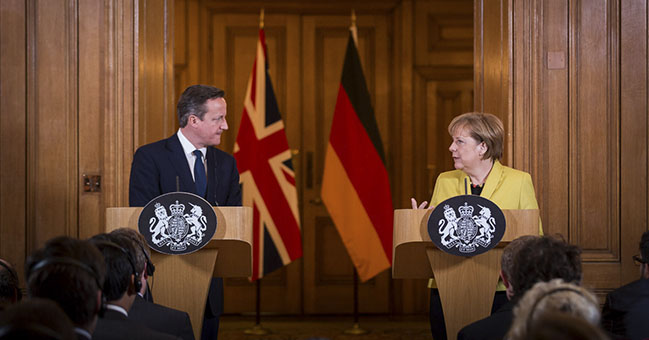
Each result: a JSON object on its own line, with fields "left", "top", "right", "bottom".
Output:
{"left": 110, "top": 229, "right": 195, "bottom": 340}
{"left": 0, "top": 297, "right": 76, "bottom": 340}
{"left": 527, "top": 313, "right": 610, "bottom": 340}
{"left": 601, "top": 230, "right": 649, "bottom": 339}
{"left": 457, "top": 236, "right": 537, "bottom": 340}
{"left": 0, "top": 259, "right": 21, "bottom": 310}
{"left": 89, "top": 234, "right": 179, "bottom": 340}
{"left": 111, "top": 228, "right": 155, "bottom": 301}
{"left": 510, "top": 236, "right": 582, "bottom": 297}
{"left": 506, "top": 279, "right": 601, "bottom": 340}
{"left": 25, "top": 236, "right": 106, "bottom": 339}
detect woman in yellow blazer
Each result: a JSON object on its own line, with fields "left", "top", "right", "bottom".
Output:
{"left": 411, "top": 112, "right": 541, "bottom": 340}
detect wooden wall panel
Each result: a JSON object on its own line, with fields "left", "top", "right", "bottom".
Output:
{"left": 505, "top": 0, "right": 648, "bottom": 301}
{"left": 620, "top": 0, "right": 648, "bottom": 285}
{"left": 79, "top": 0, "right": 106, "bottom": 239}
{"left": 0, "top": 0, "right": 166, "bottom": 285}
{"left": 28, "top": 0, "right": 79, "bottom": 247}
{"left": 0, "top": 0, "right": 27, "bottom": 278}
{"left": 137, "top": 0, "right": 176, "bottom": 146}
{"left": 569, "top": 0, "right": 619, "bottom": 260}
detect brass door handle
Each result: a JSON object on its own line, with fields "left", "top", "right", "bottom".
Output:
{"left": 309, "top": 197, "right": 323, "bottom": 205}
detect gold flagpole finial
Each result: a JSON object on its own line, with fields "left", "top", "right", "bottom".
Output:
{"left": 350, "top": 9, "right": 358, "bottom": 44}
{"left": 260, "top": 8, "right": 265, "bottom": 29}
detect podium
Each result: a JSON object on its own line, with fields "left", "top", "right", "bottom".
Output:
{"left": 393, "top": 208, "right": 538, "bottom": 340}
{"left": 106, "top": 206, "right": 252, "bottom": 340}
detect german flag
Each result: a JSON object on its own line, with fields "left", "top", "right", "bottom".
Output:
{"left": 321, "top": 29, "right": 393, "bottom": 282}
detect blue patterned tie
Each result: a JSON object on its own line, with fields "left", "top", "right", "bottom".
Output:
{"left": 193, "top": 150, "right": 207, "bottom": 197}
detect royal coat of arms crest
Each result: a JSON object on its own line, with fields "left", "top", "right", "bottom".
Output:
{"left": 428, "top": 195, "right": 505, "bottom": 256}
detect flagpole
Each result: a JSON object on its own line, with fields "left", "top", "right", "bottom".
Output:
{"left": 343, "top": 10, "right": 367, "bottom": 336}
{"left": 344, "top": 269, "right": 368, "bottom": 335}
{"left": 243, "top": 7, "right": 271, "bottom": 337}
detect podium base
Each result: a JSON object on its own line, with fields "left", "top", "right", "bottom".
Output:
{"left": 243, "top": 324, "right": 270, "bottom": 335}
{"left": 343, "top": 323, "right": 368, "bottom": 335}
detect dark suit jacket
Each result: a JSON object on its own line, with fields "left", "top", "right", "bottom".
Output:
{"left": 93, "top": 309, "right": 180, "bottom": 340}
{"left": 601, "top": 278, "right": 649, "bottom": 340}
{"left": 129, "top": 133, "right": 242, "bottom": 316}
{"left": 128, "top": 295, "right": 195, "bottom": 340}
{"left": 457, "top": 300, "right": 515, "bottom": 340}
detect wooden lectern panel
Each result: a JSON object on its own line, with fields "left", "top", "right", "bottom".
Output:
{"left": 392, "top": 208, "right": 538, "bottom": 340}
{"left": 106, "top": 206, "right": 252, "bottom": 340}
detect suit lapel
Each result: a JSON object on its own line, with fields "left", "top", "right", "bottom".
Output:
{"left": 165, "top": 134, "right": 196, "bottom": 194}
{"left": 480, "top": 160, "right": 503, "bottom": 200}
{"left": 206, "top": 147, "right": 219, "bottom": 205}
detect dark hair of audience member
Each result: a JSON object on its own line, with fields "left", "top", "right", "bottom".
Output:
{"left": 0, "top": 260, "right": 20, "bottom": 309}
{"left": 25, "top": 236, "right": 105, "bottom": 329}
{"left": 528, "top": 313, "right": 610, "bottom": 340}
{"left": 0, "top": 297, "right": 76, "bottom": 340}
{"left": 110, "top": 229, "right": 146, "bottom": 275}
{"left": 640, "top": 230, "right": 649, "bottom": 262}
{"left": 88, "top": 234, "right": 135, "bottom": 301}
{"left": 510, "top": 235, "right": 582, "bottom": 297}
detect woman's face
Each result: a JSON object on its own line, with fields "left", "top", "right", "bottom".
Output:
{"left": 448, "top": 126, "right": 487, "bottom": 171}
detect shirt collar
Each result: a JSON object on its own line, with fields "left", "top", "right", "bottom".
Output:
{"left": 177, "top": 128, "right": 206, "bottom": 158}
{"left": 105, "top": 304, "right": 128, "bottom": 317}
{"left": 74, "top": 327, "right": 92, "bottom": 339}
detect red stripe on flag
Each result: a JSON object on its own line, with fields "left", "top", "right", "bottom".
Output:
{"left": 328, "top": 84, "right": 393, "bottom": 261}
{"left": 281, "top": 168, "right": 296, "bottom": 186}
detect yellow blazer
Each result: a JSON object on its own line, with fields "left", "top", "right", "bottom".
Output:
{"left": 427, "top": 160, "right": 542, "bottom": 289}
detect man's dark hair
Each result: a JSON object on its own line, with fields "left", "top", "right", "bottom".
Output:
{"left": 0, "top": 297, "right": 76, "bottom": 340}
{"left": 511, "top": 236, "right": 582, "bottom": 297}
{"left": 89, "top": 234, "right": 137, "bottom": 302}
{"left": 640, "top": 231, "right": 649, "bottom": 262}
{"left": 110, "top": 229, "right": 147, "bottom": 275}
{"left": 177, "top": 85, "right": 225, "bottom": 127}
{"left": 0, "top": 260, "right": 20, "bottom": 308}
{"left": 25, "top": 236, "right": 105, "bottom": 328}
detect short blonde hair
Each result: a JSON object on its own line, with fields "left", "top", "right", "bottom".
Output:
{"left": 506, "top": 279, "right": 600, "bottom": 340}
{"left": 448, "top": 112, "right": 504, "bottom": 161}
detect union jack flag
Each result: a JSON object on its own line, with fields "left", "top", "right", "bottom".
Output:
{"left": 234, "top": 29, "right": 302, "bottom": 281}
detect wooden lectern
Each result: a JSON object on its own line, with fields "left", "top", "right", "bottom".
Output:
{"left": 393, "top": 208, "right": 538, "bottom": 340}
{"left": 106, "top": 207, "right": 252, "bottom": 340}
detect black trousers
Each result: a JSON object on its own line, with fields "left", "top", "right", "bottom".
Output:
{"left": 429, "top": 289, "right": 508, "bottom": 340}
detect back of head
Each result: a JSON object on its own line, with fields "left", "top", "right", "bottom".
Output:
{"left": 25, "top": 236, "right": 105, "bottom": 329}
{"left": 177, "top": 85, "right": 225, "bottom": 127}
{"left": 511, "top": 236, "right": 582, "bottom": 297}
{"left": 527, "top": 313, "right": 610, "bottom": 340}
{"left": 0, "top": 297, "right": 76, "bottom": 340}
{"left": 110, "top": 228, "right": 148, "bottom": 276}
{"left": 640, "top": 230, "right": 649, "bottom": 263}
{"left": 89, "top": 234, "right": 137, "bottom": 302}
{"left": 507, "top": 279, "right": 601, "bottom": 340}
{"left": 0, "top": 260, "right": 20, "bottom": 309}
{"left": 501, "top": 235, "right": 538, "bottom": 282}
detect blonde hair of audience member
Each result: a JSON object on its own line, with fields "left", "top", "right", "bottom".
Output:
{"left": 506, "top": 279, "right": 600, "bottom": 340}
{"left": 527, "top": 313, "right": 610, "bottom": 340}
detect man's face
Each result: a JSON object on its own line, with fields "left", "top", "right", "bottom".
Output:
{"left": 190, "top": 97, "right": 228, "bottom": 148}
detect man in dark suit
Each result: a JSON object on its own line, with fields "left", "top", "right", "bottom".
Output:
{"left": 602, "top": 231, "right": 649, "bottom": 340}
{"left": 26, "top": 236, "right": 106, "bottom": 340}
{"left": 111, "top": 228, "right": 195, "bottom": 340}
{"left": 458, "top": 236, "right": 582, "bottom": 340}
{"left": 90, "top": 234, "right": 179, "bottom": 340}
{"left": 129, "top": 84, "right": 241, "bottom": 340}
